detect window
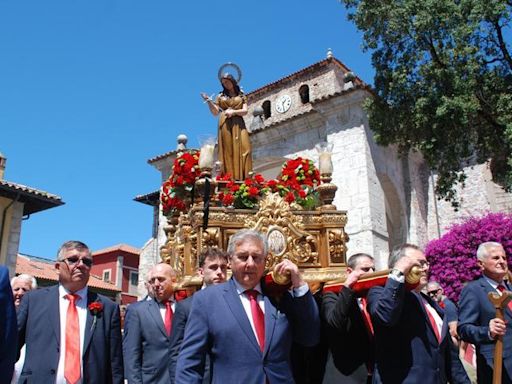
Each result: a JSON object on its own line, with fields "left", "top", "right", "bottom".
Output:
{"left": 299, "top": 84, "right": 310, "bottom": 104}
{"left": 103, "top": 269, "right": 111, "bottom": 282}
{"left": 262, "top": 100, "right": 271, "bottom": 119}
{"left": 129, "top": 271, "right": 139, "bottom": 295}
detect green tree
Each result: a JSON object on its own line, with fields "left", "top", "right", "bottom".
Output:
{"left": 341, "top": 0, "right": 512, "bottom": 205}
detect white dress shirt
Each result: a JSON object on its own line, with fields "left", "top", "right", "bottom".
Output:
{"left": 157, "top": 299, "right": 176, "bottom": 323}
{"left": 56, "top": 285, "right": 88, "bottom": 384}
{"left": 232, "top": 279, "right": 309, "bottom": 341}
{"left": 423, "top": 299, "right": 443, "bottom": 338}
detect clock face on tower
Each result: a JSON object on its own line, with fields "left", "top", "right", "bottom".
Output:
{"left": 275, "top": 94, "right": 292, "bottom": 113}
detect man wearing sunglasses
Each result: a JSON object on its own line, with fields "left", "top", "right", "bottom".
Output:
{"left": 426, "top": 281, "right": 460, "bottom": 346}
{"left": 17, "top": 240, "right": 124, "bottom": 384}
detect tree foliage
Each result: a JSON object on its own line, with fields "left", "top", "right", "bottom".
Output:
{"left": 341, "top": 0, "right": 512, "bottom": 205}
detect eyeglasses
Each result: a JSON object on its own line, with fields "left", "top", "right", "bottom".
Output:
{"left": 233, "top": 253, "right": 266, "bottom": 264}
{"left": 418, "top": 261, "right": 430, "bottom": 268}
{"left": 61, "top": 256, "right": 93, "bottom": 268}
{"left": 427, "top": 289, "right": 441, "bottom": 297}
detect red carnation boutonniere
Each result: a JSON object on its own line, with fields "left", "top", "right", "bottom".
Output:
{"left": 174, "top": 289, "right": 189, "bottom": 302}
{"left": 88, "top": 301, "right": 104, "bottom": 330}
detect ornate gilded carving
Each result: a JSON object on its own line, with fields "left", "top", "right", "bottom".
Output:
{"left": 161, "top": 192, "right": 349, "bottom": 287}
{"left": 328, "top": 229, "right": 349, "bottom": 264}
{"left": 246, "top": 193, "right": 318, "bottom": 269}
{"left": 201, "top": 227, "right": 220, "bottom": 249}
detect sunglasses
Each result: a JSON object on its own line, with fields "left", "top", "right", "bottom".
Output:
{"left": 62, "top": 256, "right": 93, "bottom": 268}
{"left": 427, "top": 289, "right": 441, "bottom": 297}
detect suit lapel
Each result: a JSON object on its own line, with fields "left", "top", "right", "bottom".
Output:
{"left": 480, "top": 277, "right": 512, "bottom": 319}
{"left": 147, "top": 299, "right": 168, "bottom": 338}
{"left": 415, "top": 292, "right": 441, "bottom": 344}
{"left": 263, "top": 295, "right": 277, "bottom": 357}
{"left": 49, "top": 286, "right": 61, "bottom": 345}
{"left": 223, "top": 279, "right": 261, "bottom": 354}
{"left": 83, "top": 291, "right": 97, "bottom": 355}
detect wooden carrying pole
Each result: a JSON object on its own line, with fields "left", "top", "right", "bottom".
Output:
{"left": 488, "top": 291, "right": 512, "bottom": 384}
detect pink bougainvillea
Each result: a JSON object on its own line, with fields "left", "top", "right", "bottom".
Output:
{"left": 426, "top": 212, "right": 512, "bottom": 302}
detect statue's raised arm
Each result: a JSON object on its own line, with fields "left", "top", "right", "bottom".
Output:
{"left": 201, "top": 63, "right": 253, "bottom": 181}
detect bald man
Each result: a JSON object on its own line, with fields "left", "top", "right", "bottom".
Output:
{"left": 123, "top": 263, "right": 177, "bottom": 383}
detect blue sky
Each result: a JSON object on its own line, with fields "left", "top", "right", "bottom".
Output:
{"left": 0, "top": 1, "right": 373, "bottom": 259}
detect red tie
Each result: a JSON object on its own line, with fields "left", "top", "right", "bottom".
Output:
{"left": 246, "top": 290, "right": 265, "bottom": 352}
{"left": 164, "top": 301, "right": 173, "bottom": 336}
{"left": 497, "top": 285, "right": 512, "bottom": 311}
{"left": 359, "top": 297, "right": 374, "bottom": 337}
{"left": 65, "top": 294, "right": 81, "bottom": 384}
{"left": 359, "top": 297, "right": 374, "bottom": 375}
{"left": 423, "top": 299, "right": 441, "bottom": 343}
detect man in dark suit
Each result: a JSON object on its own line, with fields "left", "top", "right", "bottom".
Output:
{"left": 169, "top": 247, "right": 229, "bottom": 383}
{"left": 0, "top": 265, "right": 17, "bottom": 381}
{"left": 123, "top": 262, "right": 177, "bottom": 383}
{"left": 367, "top": 243, "right": 469, "bottom": 384}
{"left": 322, "top": 253, "right": 375, "bottom": 384}
{"left": 175, "top": 229, "right": 320, "bottom": 384}
{"left": 17, "top": 240, "right": 123, "bottom": 384}
{"left": 458, "top": 241, "right": 512, "bottom": 383}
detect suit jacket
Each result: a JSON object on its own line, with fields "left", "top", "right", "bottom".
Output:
{"left": 322, "top": 288, "right": 373, "bottom": 378}
{"left": 175, "top": 278, "right": 320, "bottom": 384}
{"left": 17, "top": 284, "right": 123, "bottom": 384}
{"left": 290, "top": 290, "right": 329, "bottom": 384}
{"left": 123, "top": 298, "right": 174, "bottom": 384}
{"left": 458, "top": 277, "right": 512, "bottom": 383}
{"left": 0, "top": 266, "right": 17, "bottom": 381}
{"left": 368, "top": 278, "right": 469, "bottom": 384}
{"left": 169, "top": 296, "right": 212, "bottom": 384}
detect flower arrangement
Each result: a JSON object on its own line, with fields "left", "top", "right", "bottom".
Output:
{"left": 217, "top": 173, "right": 266, "bottom": 209}
{"left": 273, "top": 157, "right": 321, "bottom": 209}
{"left": 161, "top": 150, "right": 201, "bottom": 216}
{"left": 215, "top": 157, "right": 321, "bottom": 210}
{"left": 426, "top": 212, "right": 512, "bottom": 302}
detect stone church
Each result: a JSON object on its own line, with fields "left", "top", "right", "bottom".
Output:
{"left": 135, "top": 51, "right": 512, "bottom": 295}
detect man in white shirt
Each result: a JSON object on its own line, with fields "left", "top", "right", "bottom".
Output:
{"left": 175, "top": 229, "right": 320, "bottom": 384}
{"left": 17, "top": 240, "right": 123, "bottom": 384}
{"left": 458, "top": 242, "right": 512, "bottom": 383}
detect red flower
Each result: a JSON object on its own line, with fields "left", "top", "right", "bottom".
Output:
{"left": 174, "top": 290, "right": 188, "bottom": 302}
{"left": 248, "top": 186, "right": 259, "bottom": 197}
{"left": 285, "top": 192, "right": 295, "bottom": 203}
{"left": 88, "top": 301, "right": 103, "bottom": 315}
{"left": 216, "top": 173, "right": 232, "bottom": 181}
{"left": 244, "top": 178, "right": 253, "bottom": 186}
{"left": 254, "top": 174, "right": 265, "bottom": 184}
{"left": 266, "top": 179, "right": 277, "bottom": 188}
{"left": 222, "top": 193, "right": 235, "bottom": 206}
{"left": 230, "top": 184, "right": 240, "bottom": 193}
{"left": 298, "top": 189, "right": 307, "bottom": 198}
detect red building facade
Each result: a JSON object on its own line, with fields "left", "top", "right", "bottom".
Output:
{"left": 91, "top": 244, "right": 140, "bottom": 304}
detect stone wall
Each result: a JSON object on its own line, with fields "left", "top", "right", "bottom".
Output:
{"left": 427, "top": 163, "right": 512, "bottom": 239}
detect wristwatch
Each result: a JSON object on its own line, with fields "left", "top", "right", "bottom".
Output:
{"left": 389, "top": 268, "right": 405, "bottom": 282}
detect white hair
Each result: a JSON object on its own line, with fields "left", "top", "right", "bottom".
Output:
{"left": 476, "top": 242, "right": 504, "bottom": 261}
{"left": 11, "top": 274, "right": 38, "bottom": 290}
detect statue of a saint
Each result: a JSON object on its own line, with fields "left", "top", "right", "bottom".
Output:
{"left": 201, "top": 64, "right": 253, "bottom": 181}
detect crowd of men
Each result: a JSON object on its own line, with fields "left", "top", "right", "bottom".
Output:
{"left": 0, "top": 232, "right": 510, "bottom": 384}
